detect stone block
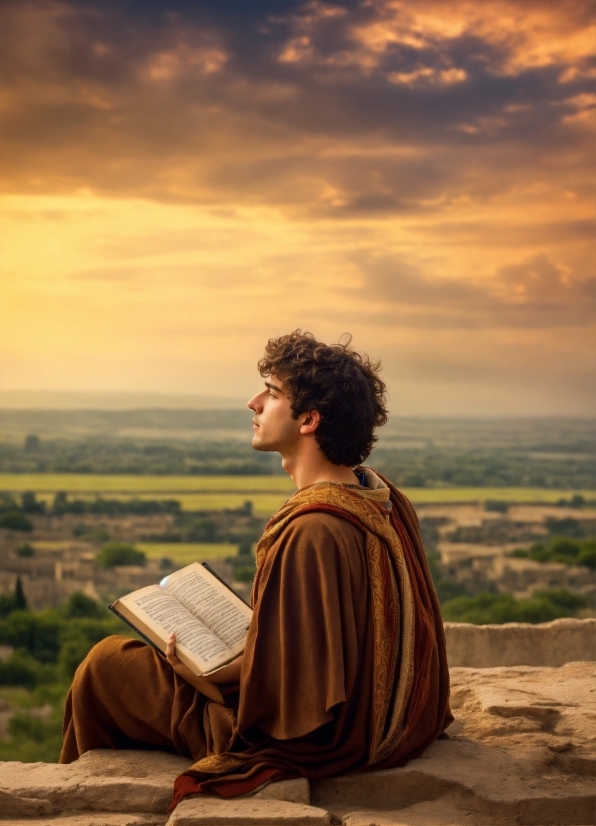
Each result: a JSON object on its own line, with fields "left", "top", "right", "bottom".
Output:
{"left": 312, "top": 661, "right": 596, "bottom": 825}
{"left": 0, "top": 750, "right": 192, "bottom": 816}
{"left": 166, "top": 797, "right": 331, "bottom": 825}
{"left": 254, "top": 776, "right": 310, "bottom": 805}
{"left": 444, "top": 617, "right": 596, "bottom": 667}
{"left": 9, "top": 816, "right": 166, "bottom": 826}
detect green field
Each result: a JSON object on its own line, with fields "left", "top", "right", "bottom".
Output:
{"left": 0, "top": 473, "right": 296, "bottom": 494}
{"left": 137, "top": 542, "right": 238, "bottom": 564}
{"left": 30, "top": 540, "right": 238, "bottom": 565}
{"left": 0, "top": 474, "right": 592, "bottom": 516}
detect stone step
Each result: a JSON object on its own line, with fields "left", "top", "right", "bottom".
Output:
{"left": 312, "top": 738, "right": 595, "bottom": 825}
{"left": 254, "top": 777, "right": 310, "bottom": 805}
{"left": 0, "top": 750, "right": 192, "bottom": 817}
{"left": 0, "top": 750, "right": 312, "bottom": 822}
{"left": 1, "top": 662, "right": 594, "bottom": 825}
{"left": 8, "top": 816, "right": 166, "bottom": 826}
{"left": 166, "top": 797, "right": 331, "bottom": 825}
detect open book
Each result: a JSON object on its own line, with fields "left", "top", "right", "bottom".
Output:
{"left": 108, "top": 562, "right": 253, "bottom": 678}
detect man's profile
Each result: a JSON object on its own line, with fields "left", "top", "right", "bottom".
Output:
{"left": 60, "top": 330, "right": 452, "bottom": 804}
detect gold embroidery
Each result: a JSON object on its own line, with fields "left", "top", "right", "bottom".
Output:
{"left": 188, "top": 753, "right": 245, "bottom": 775}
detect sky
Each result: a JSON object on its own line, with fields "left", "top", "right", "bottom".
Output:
{"left": 0, "top": 0, "right": 594, "bottom": 416}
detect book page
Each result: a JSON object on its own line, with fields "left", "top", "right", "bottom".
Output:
{"left": 164, "top": 567, "right": 251, "bottom": 649}
{"left": 129, "top": 588, "right": 229, "bottom": 665}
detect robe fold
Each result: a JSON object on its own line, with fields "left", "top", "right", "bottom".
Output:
{"left": 60, "top": 469, "right": 452, "bottom": 807}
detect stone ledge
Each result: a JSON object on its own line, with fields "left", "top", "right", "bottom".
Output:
{"left": 167, "top": 797, "right": 330, "bottom": 825}
{"left": 0, "top": 750, "right": 192, "bottom": 817}
{"left": 8, "top": 817, "right": 165, "bottom": 826}
{"left": 312, "top": 661, "right": 596, "bottom": 825}
{"left": 0, "top": 661, "right": 594, "bottom": 825}
{"left": 444, "top": 616, "right": 596, "bottom": 667}
{"left": 0, "top": 752, "right": 310, "bottom": 820}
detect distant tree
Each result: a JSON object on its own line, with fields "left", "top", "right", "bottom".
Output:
{"left": 234, "top": 566, "right": 256, "bottom": 583}
{"left": 0, "top": 594, "right": 15, "bottom": 618}
{"left": 21, "top": 491, "right": 45, "bottom": 514}
{"left": 95, "top": 542, "right": 146, "bottom": 568}
{"left": 64, "top": 592, "right": 104, "bottom": 619}
{"left": 24, "top": 434, "right": 40, "bottom": 451}
{"left": 0, "top": 513, "right": 33, "bottom": 532}
{"left": 186, "top": 518, "right": 218, "bottom": 542}
{"left": 16, "top": 544, "right": 35, "bottom": 558}
{"left": 0, "top": 610, "right": 64, "bottom": 663}
{"left": 58, "top": 633, "right": 94, "bottom": 680}
{"left": 577, "top": 541, "right": 596, "bottom": 569}
{"left": 484, "top": 500, "right": 509, "bottom": 513}
{"left": 545, "top": 517, "right": 590, "bottom": 539}
{"left": 51, "top": 492, "right": 69, "bottom": 515}
{"left": 441, "top": 589, "right": 586, "bottom": 624}
{"left": 14, "top": 577, "right": 27, "bottom": 611}
{"left": 0, "top": 495, "right": 19, "bottom": 514}
{"left": 550, "top": 537, "right": 582, "bottom": 560}
{"left": 237, "top": 537, "right": 253, "bottom": 557}
{"left": 0, "top": 653, "right": 39, "bottom": 689}
{"left": 509, "top": 536, "right": 595, "bottom": 569}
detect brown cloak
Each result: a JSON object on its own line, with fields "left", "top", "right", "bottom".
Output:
{"left": 171, "top": 470, "right": 452, "bottom": 803}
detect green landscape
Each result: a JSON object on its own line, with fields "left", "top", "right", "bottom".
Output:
{"left": 0, "top": 412, "right": 593, "bottom": 762}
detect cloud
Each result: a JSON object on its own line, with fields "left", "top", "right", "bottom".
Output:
{"left": 356, "top": 251, "right": 595, "bottom": 329}
{"left": 0, "top": 0, "right": 593, "bottom": 414}
{"left": 0, "top": 0, "right": 592, "bottom": 214}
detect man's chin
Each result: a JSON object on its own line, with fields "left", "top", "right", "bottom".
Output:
{"left": 251, "top": 436, "right": 275, "bottom": 453}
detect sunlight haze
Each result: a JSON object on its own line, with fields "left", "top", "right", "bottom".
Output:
{"left": 1, "top": 0, "right": 593, "bottom": 416}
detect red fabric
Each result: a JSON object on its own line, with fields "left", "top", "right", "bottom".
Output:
{"left": 170, "top": 767, "right": 286, "bottom": 809}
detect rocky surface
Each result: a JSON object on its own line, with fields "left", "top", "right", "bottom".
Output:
{"left": 0, "top": 661, "right": 594, "bottom": 825}
{"left": 445, "top": 616, "right": 596, "bottom": 667}
{"left": 315, "top": 661, "right": 596, "bottom": 825}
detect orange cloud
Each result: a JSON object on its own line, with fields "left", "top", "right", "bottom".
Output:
{"left": 0, "top": 0, "right": 593, "bottom": 415}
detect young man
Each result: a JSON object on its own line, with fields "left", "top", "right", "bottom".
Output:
{"left": 60, "top": 331, "right": 452, "bottom": 804}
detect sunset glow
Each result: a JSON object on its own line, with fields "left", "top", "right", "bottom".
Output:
{"left": 1, "top": 0, "right": 593, "bottom": 415}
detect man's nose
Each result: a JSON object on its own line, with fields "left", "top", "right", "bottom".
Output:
{"left": 247, "top": 394, "right": 260, "bottom": 412}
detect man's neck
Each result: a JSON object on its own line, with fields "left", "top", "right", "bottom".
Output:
{"left": 281, "top": 448, "right": 360, "bottom": 490}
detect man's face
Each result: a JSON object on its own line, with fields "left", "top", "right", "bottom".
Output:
{"left": 247, "top": 375, "right": 301, "bottom": 454}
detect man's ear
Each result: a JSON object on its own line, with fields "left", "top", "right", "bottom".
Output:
{"left": 299, "top": 409, "right": 321, "bottom": 435}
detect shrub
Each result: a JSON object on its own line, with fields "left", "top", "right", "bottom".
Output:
{"left": 95, "top": 542, "right": 146, "bottom": 568}
{"left": 0, "top": 610, "right": 64, "bottom": 663}
{"left": 441, "top": 589, "right": 586, "bottom": 625}
{"left": 509, "top": 536, "right": 595, "bottom": 568}
{"left": 576, "top": 542, "right": 596, "bottom": 569}
{"left": 58, "top": 632, "right": 94, "bottom": 680}
{"left": 23, "top": 434, "right": 41, "bottom": 451}
{"left": 0, "top": 513, "right": 33, "bottom": 532}
{"left": 0, "top": 595, "right": 16, "bottom": 619}
{"left": 484, "top": 500, "right": 509, "bottom": 513}
{"left": 21, "top": 491, "right": 45, "bottom": 514}
{"left": 0, "top": 651, "right": 56, "bottom": 689}
{"left": 0, "top": 711, "right": 64, "bottom": 763}
{"left": 237, "top": 538, "right": 253, "bottom": 557}
{"left": 234, "top": 566, "right": 256, "bottom": 583}
{"left": 64, "top": 592, "right": 105, "bottom": 619}
{"left": 16, "top": 544, "right": 35, "bottom": 557}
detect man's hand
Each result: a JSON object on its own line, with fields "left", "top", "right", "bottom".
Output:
{"left": 165, "top": 633, "right": 225, "bottom": 703}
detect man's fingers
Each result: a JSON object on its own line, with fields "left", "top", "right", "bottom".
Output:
{"left": 165, "top": 632, "right": 179, "bottom": 664}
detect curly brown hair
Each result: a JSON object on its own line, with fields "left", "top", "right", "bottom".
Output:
{"left": 257, "top": 330, "right": 388, "bottom": 466}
